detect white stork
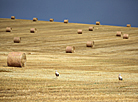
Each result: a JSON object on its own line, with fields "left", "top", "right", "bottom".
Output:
{"left": 55, "top": 70, "right": 59, "bottom": 78}
{"left": 118, "top": 74, "right": 123, "bottom": 80}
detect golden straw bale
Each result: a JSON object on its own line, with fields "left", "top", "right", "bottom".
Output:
{"left": 64, "top": 19, "right": 68, "bottom": 23}
{"left": 116, "top": 31, "right": 122, "bottom": 37}
{"left": 33, "top": 18, "right": 38, "bottom": 21}
{"left": 78, "top": 29, "right": 82, "bottom": 34}
{"left": 30, "top": 28, "right": 37, "bottom": 33}
{"left": 89, "top": 27, "right": 94, "bottom": 31}
{"left": 126, "top": 24, "right": 131, "bottom": 27}
{"left": 123, "top": 34, "right": 129, "bottom": 39}
{"left": 50, "top": 18, "right": 54, "bottom": 22}
{"left": 66, "top": 46, "right": 75, "bottom": 53}
{"left": 6, "top": 27, "right": 12, "bottom": 32}
{"left": 96, "top": 21, "right": 100, "bottom": 25}
{"left": 7, "top": 52, "right": 26, "bottom": 67}
{"left": 14, "top": 37, "right": 21, "bottom": 43}
{"left": 86, "top": 41, "right": 94, "bottom": 47}
{"left": 11, "top": 16, "right": 15, "bottom": 19}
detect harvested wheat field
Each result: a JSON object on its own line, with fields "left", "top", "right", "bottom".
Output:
{"left": 0, "top": 18, "right": 138, "bottom": 102}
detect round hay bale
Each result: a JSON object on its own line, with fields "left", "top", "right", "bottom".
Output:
{"left": 116, "top": 31, "right": 122, "bottom": 37}
{"left": 123, "top": 34, "right": 129, "bottom": 39}
{"left": 14, "top": 37, "right": 21, "bottom": 43}
{"left": 6, "top": 27, "right": 12, "bottom": 32}
{"left": 7, "top": 52, "right": 26, "bottom": 67}
{"left": 96, "top": 21, "right": 100, "bottom": 25}
{"left": 30, "top": 28, "right": 37, "bottom": 33}
{"left": 86, "top": 41, "right": 94, "bottom": 47}
{"left": 11, "top": 16, "right": 15, "bottom": 19}
{"left": 33, "top": 18, "right": 38, "bottom": 21}
{"left": 50, "top": 18, "right": 54, "bottom": 22}
{"left": 64, "top": 19, "right": 68, "bottom": 23}
{"left": 66, "top": 46, "right": 75, "bottom": 53}
{"left": 89, "top": 27, "right": 94, "bottom": 31}
{"left": 126, "top": 24, "right": 131, "bottom": 27}
{"left": 78, "top": 29, "right": 82, "bottom": 34}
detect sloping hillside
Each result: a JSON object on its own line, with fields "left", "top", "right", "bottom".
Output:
{"left": 0, "top": 18, "right": 138, "bottom": 101}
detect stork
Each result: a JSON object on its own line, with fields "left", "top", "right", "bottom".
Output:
{"left": 118, "top": 74, "right": 123, "bottom": 80}
{"left": 55, "top": 70, "right": 59, "bottom": 78}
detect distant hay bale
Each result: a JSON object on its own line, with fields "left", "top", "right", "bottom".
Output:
{"left": 7, "top": 52, "right": 26, "bottom": 67}
{"left": 89, "top": 27, "right": 94, "bottom": 31}
{"left": 33, "top": 18, "right": 38, "bottom": 21}
{"left": 64, "top": 19, "right": 68, "bottom": 23}
{"left": 123, "top": 34, "right": 129, "bottom": 39}
{"left": 126, "top": 24, "right": 131, "bottom": 27}
{"left": 50, "top": 18, "right": 54, "bottom": 22}
{"left": 66, "top": 46, "right": 75, "bottom": 53}
{"left": 116, "top": 31, "right": 122, "bottom": 37}
{"left": 78, "top": 29, "right": 82, "bottom": 34}
{"left": 6, "top": 27, "right": 12, "bottom": 32}
{"left": 11, "top": 16, "right": 15, "bottom": 19}
{"left": 86, "top": 41, "right": 94, "bottom": 47}
{"left": 96, "top": 21, "right": 100, "bottom": 25}
{"left": 14, "top": 37, "right": 21, "bottom": 43}
{"left": 30, "top": 28, "right": 37, "bottom": 33}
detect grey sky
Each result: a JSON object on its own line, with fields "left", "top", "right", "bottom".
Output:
{"left": 0, "top": 0, "right": 138, "bottom": 27}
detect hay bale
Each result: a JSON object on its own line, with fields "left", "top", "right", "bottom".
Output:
{"left": 6, "top": 27, "right": 12, "bottom": 32}
{"left": 30, "top": 28, "right": 37, "bottom": 33}
{"left": 126, "top": 24, "right": 131, "bottom": 27}
{"left": 96, "top": 21, "right": 100, "bottom": 25}
{"left": 33, "top": 18, "right": 38, "bottom": 21}
{"left": 14, "top": 37, "right": 21, "bottom": 43}
{"left": 50, "top": 18, "right": 54, "bottom": 22}
{"left": 78, "top": 29, "right": 82, "bottom": 34}
{"left": 64, "top": 19, "right": 68, "bottom": 23}
{"left": 66, "top": 46, "right": 75, "bottom": 53}
{"left": 89, "top": 27, "right": 94, "bottom": 31}
{"left": 86, "top": 41, "right": 94, "bottom": 47}
{"left": 7, "top": 52, "right": 26, "bottom": 67}
{"left": 116, "top": 31, "right": 122, "bottom": 37}
{"left": 123, "top": 34, "right": 129, "bottom": 39}
{"left": 11, "top": 16, "right": 15, "bottom": 19}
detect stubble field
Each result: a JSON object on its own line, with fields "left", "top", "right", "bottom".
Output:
{"left": 0, "top": 18, "right": 138, "bottom": 101}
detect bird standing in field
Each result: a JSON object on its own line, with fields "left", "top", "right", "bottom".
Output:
{"left": 55, "top": 70, "right": 59, "bottom": 78}
{"left": 118, "top": 74, "right": 123, "bottom": 80}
